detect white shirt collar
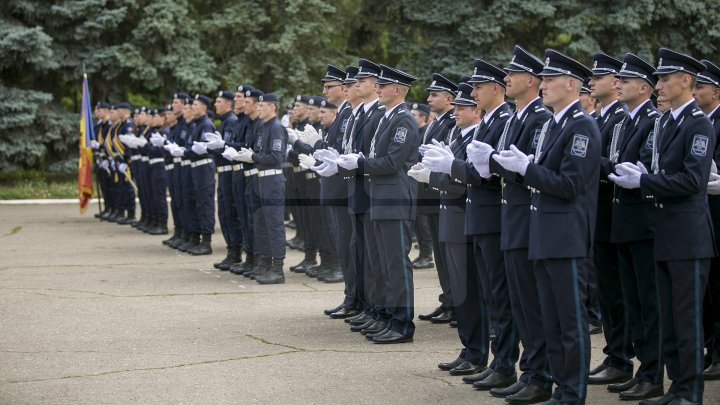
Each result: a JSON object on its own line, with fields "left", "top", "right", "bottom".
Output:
{"left": 600, "top": 99, "right": 619, "bottom": 118}
{"left": 516, "top": 97, "right": 540, "bottom": 120}
{"left": 483, "top": 102, "right": 507, "bottom": 124}
{"left": 384, "top": 102, "right": 403, "bottom": 118}
{"left": 554, "top": 100, "right": 579, "bottom": 123}
{"left": 671, "top": 98, "right": 695, "bottom": 120}
{"left": 337, "top": 100, "right": 348, "bottom": 114}
{"left": 363, "top": 98, "right": 379, "bottom": 113}
{"left": 461, "top": 124, "right": 478, "bottom": 137}
{"left": 628, "top": 99, "right": 651, "bottom": 120}
{"left": 435, "top": 109, "right": 451, "bottom": 122}
{"left": 351, "top": 103, "right": 363, "bottom": 116}
{"left": 706, "top": 103, "right": 720, "bottom": 119}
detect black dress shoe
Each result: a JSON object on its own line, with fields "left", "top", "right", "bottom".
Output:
{"left": 473, "top": 371, "right": 517, "bottom": 390}
{"left": 449, "top": 320, "right": 458, "bottom": 328}
{"left": 608, "top": 378, "right": 637, "bottom": 393}
{"left": 350, "top": 319, "right": 375, "bottom": 332}
{"left": 462, "top": 367, "right": 494, "bottom": 384}
{"left": 418, "top": 306, "right": 444, "bottom": 321}
{"left": 449, "top": 361, "right": 485, "bottom": 376}
{"left": 639, "top": 393, "right": 675, "bottom": 405}
{"left": 489, "top": 380, "right": 526, "bottom": 398}
{"left": 345, "top": 312, "right": 368, "bottom": 324}
{"left": 703, "top": 362, "right": 720, "bottom": 380}
{"left": 330, "top": 307, "right": 360, "bottom": 319}
{"left": 372, "top": 330, "right": 413, "bottom": 344}
{"left": 588, "top": 366, "right": 632, "bottom": 384}
{"left": 361, "top": 320, "right": 387, "bottom": 335}
{"left": 619, "top": 381, "right": 663, "bottom": 401}
{"left": 348, "top": 314, "right": 371, "bottom": 326}
{"left": 365, "top": 328, "right": 389, "bottom": 340}
{"left": 589, "top": 363, "right": 608, "bottom": 376}
{"left": 589, "top": 323, "right": 603, "bottom": 335}
{"left": 667, "top": 398, "right": 700, "bottom": 405}
{"left": 324, "top": 303, "right": 345, "bottom": 315}
{"left": 412, "top": 256, "right": 434, "bottom": 269}
{"left": 438, "top": 356, "right": 465, "bottom": 371}
{"left": 505, "top": 384, "right": 553, "bottom": 404}
{"left": 430, "top": 310, "right": 454, "bottom": 324}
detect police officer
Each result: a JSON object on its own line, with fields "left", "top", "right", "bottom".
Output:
{"left": 231, "top": 93, "right": 287, "bottom": 284}
{"left": 588, "top": 52, "right": 635, "bottom": 386}
{"left": 486, "top": 50, "right": 599, "bottom": 404}
{"left": 286, "top": 95, "right": 311, "bottom": 252}
{"left": 112, "top": 102, "right": 138, "bottom": 225}
{"left": 144, "top": 108, "right": 169, "bottom": 235}
{"left": 91, "top": 102, "right": 113, "bottom": 220}
{"left": 697, "top": 60, "right": 720, "bottom": 380}
{"left": 336, "top": 64, "right": 418, "bottom": 343}
{"left": 610, "top": 48, "right": 715, "bottom": 405}
{"left": 205, "top": 91, "right": 241, "bottom": 270}
{"left": 416, "top": 74, "right": 457, "bottom": 323}
{"left": 601, "top": 53, "right": 664, "bottom": 400}
{"left": 163, "top": 93, "right": 191, "bottom": 249}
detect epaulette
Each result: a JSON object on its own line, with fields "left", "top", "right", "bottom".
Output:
{"left": 572, "top": 110, "right": 584, "bottom": 119}
{"left": 378, "top": 105, "right": 386, "bottom": 110}
{"left": 534, "top": 106, "right": 546, "bottom": 113}
{"left": 614, "top": 107, "right": 624, "bottom": 115}
{"left": 647, "top": 109, "right": 658, "bottom": 118}
{"left": 499, "top": 112, "right": 509, "bottom": 118}
{"left": 692, "top": 109, "right": 705, "bottom": 117}
{"left": 397, "top": 109, "right": 406, "bottom": 115}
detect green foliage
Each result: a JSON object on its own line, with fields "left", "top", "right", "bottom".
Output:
{"left": 1, "top": 0, "right": 719, "bottom": 170}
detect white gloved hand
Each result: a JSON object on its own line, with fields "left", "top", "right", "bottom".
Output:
{"left": 110, "top": 160, "right": 116, "bottom": 170}
{"left": 708, "top": 172, "right": 720, "bottom": 195}
{"left": 191, "top": 142, "right": 208, "bottom": 155}
{"left": 203, "top": 131, "right": 222, "bottom": 142}
{"left": 466, "top": 141, "right": 495, "bottom": 165}
{"left": 336, "top": 153, "right": 360, "bottom": 170}
{"left": 118, "top": 134, "right": 135, "bottom": 148}
{"left": 163, "top": 142, "right": 177, "bottom": 152}
{"left": 313, "top": 160, "right": 339, "bottom": 177}
{"left": 170, "top": 146, "right": 186, "bottom": 157}
{"left": 222, "top": 146, "right": 239, "bottom": 161}
{"left": 118, "top": 163, "right": 128, "bottom": 175}
{"left": 203, "top": 132, "right": 225, "bottom": 150}
{"left": 300, "top": 126, "right": 322, "bottom": 146}
{"left": 422, "top": 143, "right": 455, "bottom": 174}
{"left": 150, "top": 132, "right": 165, "bottom": 147}
{"left": 90, "top": 140, "right": 100, "bottom": 149}
{"left": 712, "top": 160, "right": 718, "bottom": 175}
{"left": 418, "top": 140, "right": 452, "bottom": 156}
{"left": 286, "top": 128, "right": 299, "bottom": 144}
{"left": 608, "top": 162, "right": 642, "bottom": 189}
{"left": 408, "top": 162, "right": 431, "bottom": 183}
{"left": 313, "top": 148, "right": 340, "bottom": 163}
{"left": 135, "top": 136, "right": 148, "bottom": 147}
{"left": 298, "top": 153, "right": 317, "bottom": 170}
{"left": 237, "top": 147, "right": 254, "bottom": 163}
{"left": 491, "top": 145, "right": 533, "bottom": 176}
{"left": 100, "top": 160, "right": 109, "bottom": 170}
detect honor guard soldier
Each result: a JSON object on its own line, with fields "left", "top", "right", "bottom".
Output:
{"left": 610, "top": 48, "right": 716, "bottom": 405}
{"left": 166, "top": 98, "right": 197, "bottom": 251}
{"left": 92, "top": 102, "right": 112, "bottom": 220}
{"left": 588, "top": 52, "right": 635, "bottom": 386}
{"left": 113, "top": 102, "right": 138, "bottom": 224}
{"left": 580, "top": 78, "right": 597, "bottom": 117}
{"left": 144, "top": 108, "right": 169, "bottom": 235}
{"left": 415, "top": 74, "right": 458, "bottom": 323}
{"left": 600, "top": 53, "right": 664, "bottom": 400}
{"left": 235, "top": 93, "right": 288, "bottom": 284}
{"left": 486, "top": 50, "right": 600, "bottom": 404}
{"left": 411, "top": 103, "right": 430, "bottom": 138}
{"left": 696, "top": 59, "right": 720, "bottom": 380}
{"left": 162, "top": 93, "right": 191, "bottom": 248}
{"left": 336, "top": 64, "right": 418, "bottom": 344}
{"left": 205, "top": 91, "right": 241, "bottom": 270}
{"left": 286, "top": 95, "right": 312, "bottom": 252}
{"left": 185, "top": 94, "right": 217, "bottom": 255}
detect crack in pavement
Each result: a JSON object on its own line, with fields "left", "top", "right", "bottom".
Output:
{"left": 411, "top": 373, "right": 455, "bottom": 387}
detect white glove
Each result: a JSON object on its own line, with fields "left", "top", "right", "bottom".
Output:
{"left": 491, "top": 145, "right": 533, "bottom": 176}
{"left": 163, "top": 142, "right": 177, "bottom": 152}
{"left": 191, "top": 142, "right": 208, "bottom": 155}
{"left": 90, "top": 140, "right": 100, "bottom": 149}
{"left": 418, "top": 139, "right": 452, "bottom": 156}
{"left": 237, "top": 147, "right": 254, "bottom": 163}
{"left": 287, "top": 128, "right": 299, "bottom": 144}
{"left": 300, "top": 126, "right": 322, "bottom": 146}
{"left": 110, "top": 160, "right": 116, "bottom": 170}
{"left": 203, "top": 132, "right": 225, "bottom": 150}
{"left": 466, "top": 141, "right": 495, "bottom": 165}
{"left": 100, "top": 160, "right": 109, "bottom": 170}
{"left": 118, "top": 163, "right": 128, "bottom": 175}
{"left": 608, "top": 162, "right": 642, "bottom": 189}
{"left": 136, "top": 137, "right": 148, "bottom": 147}
{"left": 712, "top": 160, "right": 718, "bottom": 175}
{"left": 222, "top": 146, "right": 239, "bottom": 161}
{"left": 336, "top": 153, "right": 360, "bottom": 170}
{"left": 170, "top": 146, "right": 186, "bottom": 157}
{"left": 408, "top": 162, "right": 431, "bottom": 183}
{"left": 150, "top": 133, "right": 165, "bottom": 147}
{"left": 118, "top": 134, "right": 135, "bottom": 148}
{"left": 313, "top": 161, "right": 339, "bottom": 177}
{"left": 298, "top": 153, "right": 317, "bottom": 170}
{"left": 313, "top": 148, "right": 340, "bottom": 163}
{"left": 708, "top": 172, "right": 720, "bottom": 195}
{"left": 422, "top": 143, "right": 455, "bottom": 174}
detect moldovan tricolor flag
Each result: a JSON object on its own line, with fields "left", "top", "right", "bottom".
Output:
{"left": 78, "top": 73, "right": 94, "bottom": 213}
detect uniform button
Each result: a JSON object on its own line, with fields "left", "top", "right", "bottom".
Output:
{"left": 659, "top": 203, "right": 663, "bottom": 209}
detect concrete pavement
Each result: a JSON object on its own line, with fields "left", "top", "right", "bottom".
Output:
{"left": 0, "top": 204, "right": 718, "bottom": 404}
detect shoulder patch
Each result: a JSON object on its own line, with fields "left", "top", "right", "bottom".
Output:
{"left": 394, "top": 127, "right": 408, "bottom": 143}
{"left": 397, "top": 109, "right": 406, "bottom": 115}
{"left": 340, "top": 118, "right": 349, "bottom": 133}
{"left": 693, "top": 109, "right": 705, "bottom": 117}
{"left": 272, "top": 138, "right": 282, "bottom": 152}
{"left": 570, "top": 134, "right": 589, "bottom": 157}
{"left": 691, "top": 134, "right": 709, "bottom": 157}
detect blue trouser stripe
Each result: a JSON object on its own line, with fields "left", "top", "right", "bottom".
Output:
{"left": 571, "top": 259, "right": 586, "bottom": 400}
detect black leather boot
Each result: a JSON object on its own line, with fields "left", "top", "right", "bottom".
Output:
{"left": 250, "top": 256, "right": 271, "bottom": 279}
{"left": 189, "top": 234, "right": 212, "bottom": 255}
{"left": 256, "top": 258, "right": 285, "bottom": 284}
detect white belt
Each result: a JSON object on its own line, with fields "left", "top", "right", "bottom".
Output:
{"left": 173, "top": 157, "right": 182, "bottom": 163}
{"left": 130, "top": 155, "right": 142, "bottom": 162}
{"left": 180, "top": 160, "right": 191, "bottom": 166}
{"left": 232, "top": 164, "right": 243, "bottom": 171}
{"left": 282, "top": 162, "right": 292, "bottom": 168}
{"left": 217, "top": 165, "right": 233, "bottom": 173}
{"left": 293, "top": 167, "right": 304, "bottom": 173}
{"left": 258, "top": 169, "right": 283, "bottom": 177}
{"left": 165, "top": 164, "right": 174, "bottom": 171}
{"left": 244, "top": 168, "right": 259, "bottom": 177}
{"left": 191, "top": 158, "right": 212, "bottom": 168}
{"left": 150, "top": 158, "right": 164, "bottom": 165}
{"left": 306, "top": 173, "right": 318, "bottom": 179}
{"left": 141, "top": 156, "right": 150, "bottom": 162}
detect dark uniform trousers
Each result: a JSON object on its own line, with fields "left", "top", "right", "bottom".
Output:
{"left": 190, "top": 162, "right": 216, "bottom": 236}
{"left": 167, "top": 159, "right": 182, "bottom": 230}
{"left": 149, "top": 159, "right": 168, "bottom": 223}
{"left": 242, "top": 172, "right": 257, "bottom": 254}
{"left": 254, "top": 174, "right": 286, "bottom": 259}
{"left": 217, "top": 170, "right": 241, "bottom": 248}
{"left": 425, "top": 214, "right": 451, "bottom": 309}
{"left": 706, "top": 196, "right": 720, "bottom": 364}
{"left": 363, "top": 212, "right": 388, "bottom": 320}
{"left": 179, "top": 162, "right": 193, "bottom": 232}
{"left": 331, "top": 205, "right": 356, "bottom": 307}
{"left": 374, "top": 219, "right": 414, "bottom": 335}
